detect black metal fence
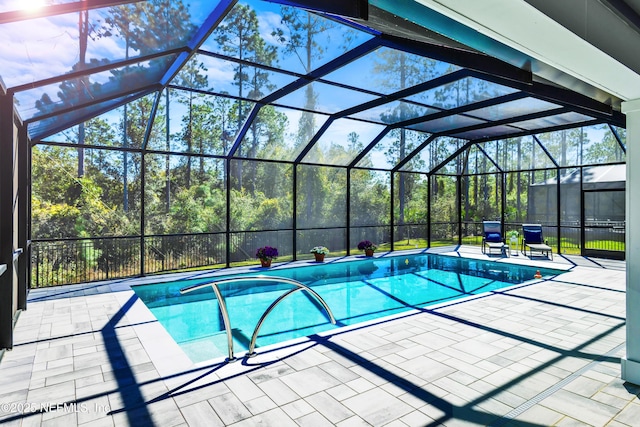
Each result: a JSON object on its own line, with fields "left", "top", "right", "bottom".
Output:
{"left": 145, "top": 233, "right": 226, "bottom": 274}
{"left": 32, "top": 236, "right": 141, "bottom": 287}
{"left": 30, "top": 225, "right": 395, "bottom": 287}
{"left": 31, "top": 220, "right": 625, "bottom": 287}
{"left": 431, "top": 221, "right": 459, "bottom": 245}
{"left": 31, "top": 230, "right": 294, "bottom": 288}
{"left": 584, "top": 221, "right": 625, "bottom": 251}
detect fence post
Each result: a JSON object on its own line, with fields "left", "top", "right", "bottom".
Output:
{"left": 34, "top": 245, "right": 39, "bottom": 289}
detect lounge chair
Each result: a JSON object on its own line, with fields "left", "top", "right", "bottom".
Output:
{"left": 482, "top": 221, "right": 509, "bottom": 256}
{"left": 521, "top": 224, "right": 553, "bottom": 260}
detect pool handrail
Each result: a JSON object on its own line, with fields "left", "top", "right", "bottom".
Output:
{"left": 179, "top": 275, "right": 336, "bottom": 362}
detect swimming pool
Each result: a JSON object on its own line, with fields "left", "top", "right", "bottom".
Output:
{"left": 133, "top": 253, "right": 563, "bottom": 363}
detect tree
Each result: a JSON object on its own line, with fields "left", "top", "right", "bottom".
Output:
{"left": 215, "top": 4, "right": 270, "bottom": 190}
{"left": 102, "top": 0, "right": 194, "bottom": 211}
{"left": 373, "top": 49, "right": 436, "bottom": 225}
{"left": 31, "top": 113, "right": 139, "bottom": 240}
{"left": 173, "top": 58, "right": 212, "bottom": 188}
{"left": 275, "top": 6, "right": 351, "bottom": 219}
{"left": 585, "top": 125, "right": 624, "bottom": 163}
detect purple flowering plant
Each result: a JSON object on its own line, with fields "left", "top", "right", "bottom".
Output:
{"left": 357, "top": 240, "right": 377, "bottom": 251}
{"left": 256, "top": 246, "right": 278, "bottom": 260}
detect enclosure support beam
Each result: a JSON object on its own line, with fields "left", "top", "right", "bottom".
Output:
{"left": 427, "top": 176, "right": 431, "bottom": 248}
{"left": 346, "top": 169, "right": 351, "bottom": 255}
{"left": 17, "top": 124, "right": 28, "bottom": 310}
{"left": 292, "top": 166, "right": 298, "bottom": 260}
{"left": 457, "top": 176, "right": 462, "bottom": 246}
{"left": 225, "top": 158, "right": 231, "bottom": 267}
{"left": 140, "top": 155, "right": 146, "bottom": 277}
{"left": 580, "top": 167, "right": 585, "bottom": 257}
{"left": 501, "top": 172, "right": 506, "bottom": 234}
{"left": 621, "top": 98, "right": 640, "bottom": 385}
{"left": 0, "top": 91, "right": 16, "bottom": 349}
{"left": 556, "top": 165, "right": 562, "bottom": 255}
{"left": 390, "top": 173, "right": 395, "bottom": 251}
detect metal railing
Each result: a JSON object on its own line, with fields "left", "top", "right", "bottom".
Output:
{"left": 31, "top": 236, "right": 141, "bottom": 287}
{"left": 30, "top": 219, "right": 626, "bottom": 287}
{"left": 30, "top": 230, "right": 285, "bottom": 287}
{"left": 584, "top": 221, "right": 625, "bottom": 252}
{"left": 431, "top": 221, "right": 459, "bottom": 245}
{"left": 145, "top": 232, "right": 225, "bottom": 274}
{"left": 180, "top": 275, "right": 336, "bottom": 362}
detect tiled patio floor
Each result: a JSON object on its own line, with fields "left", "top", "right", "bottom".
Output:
{"left": 0, "top": 247, "right": 634, "bottom": 426}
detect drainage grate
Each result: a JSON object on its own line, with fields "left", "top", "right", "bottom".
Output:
{"left": 489, "top": 342, "right": 626, "bottom": 426}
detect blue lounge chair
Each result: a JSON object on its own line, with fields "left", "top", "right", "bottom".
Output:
{"left": 482, "top": 221, "right": 509, "bottom": 256}
{"left": 521, "top": 224, "right": 553, "bottom": 260}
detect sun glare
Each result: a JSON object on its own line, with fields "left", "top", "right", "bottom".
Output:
{"left": 22, "top": 0, "right": 47, "bottom": 11}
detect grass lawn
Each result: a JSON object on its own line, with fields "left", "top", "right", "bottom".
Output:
{"left": 150, "top": 236, "right": 624, "bottom": 276}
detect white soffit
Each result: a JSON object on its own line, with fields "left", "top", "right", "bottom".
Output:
{"left": 415, "top": 0, "right": 640, "bottom": 101}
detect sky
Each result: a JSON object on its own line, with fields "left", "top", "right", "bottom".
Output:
{"left": 2, "top": 0, "right": 617, "bottom": 170}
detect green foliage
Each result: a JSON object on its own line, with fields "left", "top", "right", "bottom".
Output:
{"left": 32, "top": 199, "right": 81, "bottom": 239}
{"left": 256, "top": 198, "right": 287, "bottom": 229}
{"left": 32, "top": 144, "right": 137, "bottom": 239}
{"left": 350, "top": 170, "right": 390, "bottom": 226}
{"left": 230, "top": 188, "right": 291, "bottom": 231}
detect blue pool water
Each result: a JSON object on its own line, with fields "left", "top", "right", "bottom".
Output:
{"left": 133, "top": 254, "right": 563, "bottom": 363}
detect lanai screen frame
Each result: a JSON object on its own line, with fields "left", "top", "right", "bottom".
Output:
{"left": 427, "top": 125, "right": 626, "bottom": 254}
{"left": 0, "top": 0, "right": 627, "bottom": 289}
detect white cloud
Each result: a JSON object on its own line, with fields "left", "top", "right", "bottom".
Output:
{"left": 86, "top": 34, "right": 126, "bottom": 63}
{"left": 200, "top": 57, "right": 235, "bottom": 92}
{"left": 0, "top": 10, "right": 129, "bottom": 89}
{"left": 322, "top": 118, "right": 385, "bottom": 148}
{"left": 0, "top": 15, "right": 78, "bottom": 86}
{"left": 258, "top": 10, "right": 285, "bottom": 47}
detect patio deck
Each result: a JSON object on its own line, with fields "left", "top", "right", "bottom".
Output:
{"left": 0, "top": 246, "right": 633, "bottom": 426}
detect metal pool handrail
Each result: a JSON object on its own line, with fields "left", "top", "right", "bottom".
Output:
{"left": 179, "top": 275, "right": 336, "bottom": 362}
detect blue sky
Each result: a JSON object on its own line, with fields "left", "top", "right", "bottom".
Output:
{"left": 4, "top": 0, "right": 617, "bottom": 169}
